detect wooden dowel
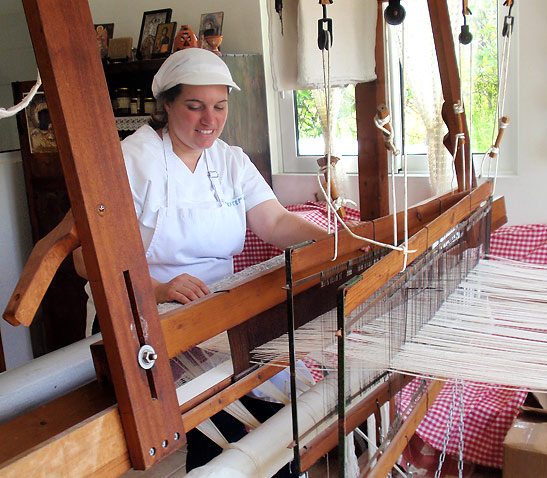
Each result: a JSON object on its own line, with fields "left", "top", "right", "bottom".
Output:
{"left": 489, "top": 116, "right": 510, "bottom": 158}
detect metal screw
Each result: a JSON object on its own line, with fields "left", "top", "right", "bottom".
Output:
{"left": 174, "top": 432, "right": 180, "bottom": 441}
{"left": 98, "top": 204, "right": 105, "bottom": 213}
{"left": 162, "top": 440, "right": 168, "bottom": 448}
{"left": 149, "top": 447, "right": 156, "bottom": 456}
{"left": 138, "top": 345, "right": 158, "bottom": 370}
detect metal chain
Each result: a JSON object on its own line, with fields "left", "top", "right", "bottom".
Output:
{"left": 457, "top": 380, "right": 465, "bottom": 478}
{"left": 434, "top": 380, "right": 458, "bottom": 478}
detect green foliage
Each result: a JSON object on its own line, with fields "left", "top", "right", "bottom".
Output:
{"left": 295, "top": 0, "right": 500, "bottom": 156}
{"left": 295, "top": 89, "right": 322, "bottom": 139}
{"left": 295, "top": 85, "right": 356, "bottom": 142}
{"left": 469, "top": 0, "right": 498, "bottom": 153}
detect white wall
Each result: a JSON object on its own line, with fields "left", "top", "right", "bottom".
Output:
{"left": 492, "top": 0, "right": 547, "bottom": 224}
{"left": 0, "top": 0, "right": 544, "bottom": 367}
{"left": 88, "top": 0, "right": 262, "bottom": 56}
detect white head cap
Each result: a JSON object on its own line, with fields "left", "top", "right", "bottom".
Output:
{"left": 151, "top": 48, "right": 240, "bottom": 98}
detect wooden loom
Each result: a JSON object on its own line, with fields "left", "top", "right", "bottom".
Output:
{"left": 0, "top": 0, "right": 508, "bottom": 477}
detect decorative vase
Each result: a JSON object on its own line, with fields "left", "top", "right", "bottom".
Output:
{"left": 173, "top": 25, "right": 200, "bottom": 52}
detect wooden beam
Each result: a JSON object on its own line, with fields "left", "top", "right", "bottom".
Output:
{"left": 356, "top": 0, "right": 389, "bottom": 220}
{"left": 344, "top": 181, "right": 493, "bottom": 315}
{"left": 21, "top": 0, "right": 183, "bottom": 468}
{"left": 427, "top": 0, "right": 475, "bottom": 192}
{"left": 0, "top": 330, "right": 5, "bottom": 373}
{"left": 159, "top": 192, "right": 469, "bottom": 359}
{"left": 366, "top": 379, "right": 444, "bottom": 478}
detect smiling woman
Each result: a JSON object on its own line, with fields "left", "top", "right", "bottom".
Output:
{"left": 101, "top": 47, "right": 327, "bottom": 475}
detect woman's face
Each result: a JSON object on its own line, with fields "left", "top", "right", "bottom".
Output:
{"left": 165, "top": 84, "right": 228, "bottom": 156}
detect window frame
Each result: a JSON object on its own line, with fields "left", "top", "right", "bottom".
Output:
{"left": 277, "top": 0, "right": 518, "bottom": 178}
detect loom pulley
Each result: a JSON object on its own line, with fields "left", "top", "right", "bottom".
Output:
{"left": 502, "top": 0, "right": 515, "bottom": 37}
{"left": 384, "top": 0, "right": 406, "bottom": 26}
{"left": 459, "top": 0, "right": 473, "bottom": 45}
{"left": 317, "top": 0, "right": 333, "bottom": 50}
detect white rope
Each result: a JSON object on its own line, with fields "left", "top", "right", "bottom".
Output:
{"left": 314, "top": 18, "right": 415, "bottom": 267}
{"left": 315, "top": 173, "right": 414, "bottom": 254}
{"left": 383, "top": 20, "right": 399, "bottom": 247}
{"left": 0, "top": 70, "right": 41, "bottom": 119}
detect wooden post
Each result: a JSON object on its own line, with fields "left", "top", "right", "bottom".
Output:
{"left": 21, "top": 0, "right": 184, "bottom": 469}
{"left": 356, "top": 0, "right": 390, "bottom": 221}
{"left": 427, "top": 0, "right": 475, "bottom": 192}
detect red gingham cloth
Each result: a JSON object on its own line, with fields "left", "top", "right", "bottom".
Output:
{"left": 399, "top": 224, "right": 547, "bottom": 469}
{"left": 490, "top": 223, "right": 547, "bottom": 264}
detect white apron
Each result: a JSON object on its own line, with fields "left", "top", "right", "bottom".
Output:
{"left": 145, "top": 129, "right": 247, "bottom": 285}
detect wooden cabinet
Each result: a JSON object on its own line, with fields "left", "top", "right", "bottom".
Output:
{"left": 13, "top": 53, "right": 271, "bottom": 356}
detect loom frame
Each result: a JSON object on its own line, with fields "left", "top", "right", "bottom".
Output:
{"left": 0, "top": 0, "right": 507, "bottom": 477}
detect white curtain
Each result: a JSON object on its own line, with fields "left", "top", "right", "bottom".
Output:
{"left": 394, "top": 0, "right": 461, "bottom": 195}
{"left": 311, "top": 88, "right": 342, "bottom": 157}
{"left": 267, "top": 0, "right": 377, "bottom": 91}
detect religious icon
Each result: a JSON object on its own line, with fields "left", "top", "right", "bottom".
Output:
{"left": 23, "top": 92, "right": 57, "bottom": 154}
{"left": 137, "top": 9, "right": 172, "bottom": 60}
{"left": 152, "top": 22, "right": 177, "bottom": 58}
{"left": 199, "top": 12, "right": 224, "bottom": 52}
{"left": 94, "top": 23, "right": 114, "bottom": 60}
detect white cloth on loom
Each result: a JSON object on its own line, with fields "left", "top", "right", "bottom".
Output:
{"left": 267, "top": 0, "right": 378, "bottom": 91}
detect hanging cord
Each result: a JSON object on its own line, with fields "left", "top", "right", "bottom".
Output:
{"left": 480, "top": 1, "right": 515, "bottom": 194}
{"left": 381, "top": 16, "right": 400, "bottom": 248}
{"left": 374, "top": 105, "right": 401, "bottom": 247}
{"left": 449, "top": 101, "right": 468, "bottom": 192}
{"left": 400, "top": 20, "right": 410, "bottom": 270}
{"left": 315, "top": 2, "right": 413, "bottom": 268}
{"left": 0, "top": 70, "right": 41, "bottom": 119}
{"left": 458, "top": 0, "right": 474, "bottom": 192}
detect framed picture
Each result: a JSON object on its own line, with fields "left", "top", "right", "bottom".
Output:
{"left": 199, "top": 12, "right": 224, "bottom": 48}
{"left": 152, "top": 22, "right": 177, "bottom": 58}
{"left": 137, "top": 9, "right": 172, "bottom": 60}
{"left": 94, "top": 23, "right": 114, "bottom": 60}
{"left": 23, "top": 91, "right": 57, "bottom": 154}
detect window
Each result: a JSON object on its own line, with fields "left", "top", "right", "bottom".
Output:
{"left": 279, "top": 0, "right": 517, "bottom": 177}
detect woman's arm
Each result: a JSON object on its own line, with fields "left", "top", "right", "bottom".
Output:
{"left": 246, "top": 199, "right": 330, "bottom": 250}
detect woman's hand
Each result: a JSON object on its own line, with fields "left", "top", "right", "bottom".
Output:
{"left": 151, "top": 274, "right": 211, "bottom": 304}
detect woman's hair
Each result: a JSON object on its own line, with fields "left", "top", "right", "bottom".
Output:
{"left": 148, "top": 84, "right": 183, "bottom": 130}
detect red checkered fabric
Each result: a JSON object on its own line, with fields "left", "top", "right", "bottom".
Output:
{"left": 233, "top": 201, "right": 361, "bottom": 273}
{"left": 399, "top": 224, "right": 547, "bottom": 469}
{"left": 399, "top": 379, "right": 526, "bottom": 469}
{"left": 490, "top": 224, "right": 547, "bottom": 264}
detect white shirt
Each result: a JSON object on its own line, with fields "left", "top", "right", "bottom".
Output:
{"left": 122, "top": 125, "right": 276, "bottom": 285}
